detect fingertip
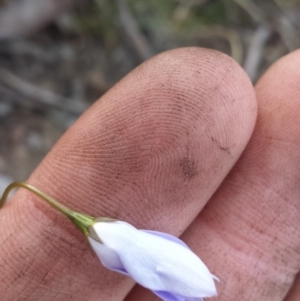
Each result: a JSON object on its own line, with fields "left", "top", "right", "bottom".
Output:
{"left": 256, "top": 48, "right": 300, "bottom": 105}
{"left": 255, "top": 48, "right": 300, "bottom": 140}
{"left": 0, "top": 47, "right": 258, "bottom": 300}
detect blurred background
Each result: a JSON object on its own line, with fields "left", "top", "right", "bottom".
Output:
{"left": 0, "top": 0, "right": 300, "bottom": 189}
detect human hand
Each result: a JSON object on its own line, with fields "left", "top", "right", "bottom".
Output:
{"left": 0, "top": 47, "right": 299, "bottom": 301}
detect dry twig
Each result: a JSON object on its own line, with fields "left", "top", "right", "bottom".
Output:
{"left": 243, "top": 25, "right": 271, "bottom": 82}
{"left": 116, "top": 0, "right": 153, "bottom": 62}
{"left": 0, "top": 67, "right": 87, "bottom": 115}
{"left": 199, "top": 26, "right": 244, "bottom": 65}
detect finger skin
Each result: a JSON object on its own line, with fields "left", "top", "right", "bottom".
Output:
{"left": 0, "top": 48, "right": 256, "bottom": 301}
{"left": 125, "top": 49, "right": 300, "bottom": 301}
{"left": 189, "top": 50, "right": 300, "bottom": 300}
{"left": 284, "top": 274, "right": 300, "bottom": 301}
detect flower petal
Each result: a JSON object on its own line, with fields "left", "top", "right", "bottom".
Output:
{"left": 153, "top": 291, "right": 185, "bottom": 301}
{"left": 92, "top": 221, "right": 217, "bottom": 298}
{"left": 155, "top": 262, "right": 216, "bottom": 298}
{"left": 141, "top": 230, "right": 189, "bottom": 249}
{"left": 154, "top": 291, "right": 204, "bottom": 301}
{"left": 88, "top": 237, "right": 129, "bottom": 276}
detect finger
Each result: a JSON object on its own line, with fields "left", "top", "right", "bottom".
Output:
{"left": 284, "top": 274, "right": 300, "bottom": 301}
{"left": 0, "top": 48, "right": 256, "bottom": 301}
{"left": 125, "top": 50, "right": 300, "bottom": 301}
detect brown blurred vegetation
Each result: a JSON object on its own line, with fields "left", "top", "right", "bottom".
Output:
{"left": 0, "top": 0, "right": 299, "bottom": 186}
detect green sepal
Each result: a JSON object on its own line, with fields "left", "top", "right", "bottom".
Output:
{"left": 68, "top": 211, "right": 95, "bottom": 237}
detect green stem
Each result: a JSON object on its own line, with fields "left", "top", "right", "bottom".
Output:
{"left": 0, "top": 182, "right": 95, "bottom": 236}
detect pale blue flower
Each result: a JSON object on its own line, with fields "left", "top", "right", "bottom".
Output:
{"left": 88, "top": 221, "right": 218, "bottom": 301}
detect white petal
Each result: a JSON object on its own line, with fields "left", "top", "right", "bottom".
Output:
{"left": 153, "top": 290, "right": 185, "bottom": 301}
{"left": 92, "top": 221, "right": 217, "bottom": 298}
{"left": 88, "top": 237, "right": 128, "bottom": 275}
{"left": 141, "top": 230, "right": 190, "bottom": 249}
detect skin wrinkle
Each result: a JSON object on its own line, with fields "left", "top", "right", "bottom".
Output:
{"left": 23, "top": 258, "right": 63, "bottom": 300}
{"left": 0, "top": 48, "right": 256, "bottom": 300}
{"left": 28, "top": 255, "right": 89, "bottom": 301}
{"left": 10, "top": 250, "right": 42, "bottom": 298}
{"left": 206, "top": 219, "right": 293, "bottom": 284}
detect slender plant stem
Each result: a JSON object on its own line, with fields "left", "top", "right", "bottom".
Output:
{"left": 0, "top": 182, "right": 95, "bottom": 236}
{"left": 1, "top": 182, "right": 70, "bottom": 214}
